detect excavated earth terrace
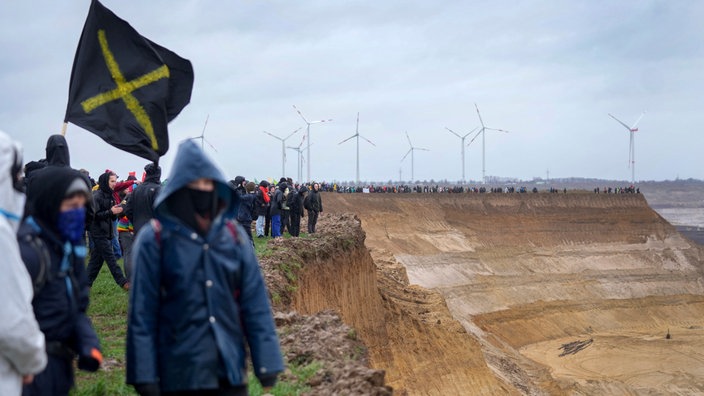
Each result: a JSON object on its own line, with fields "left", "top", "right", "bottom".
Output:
{"left": 314, "top": 192, "right": 704, "bottom": 395}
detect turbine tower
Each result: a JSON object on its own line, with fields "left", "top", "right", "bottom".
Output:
{"left": 287, "top": 135, "right": 307, "bottom": 183}
{"left": 191, "top": 114, "right": 217, "bottom": 152}
{"left": 293, "top": 105, "right": 332, "bottom": 182}
{"left": 446, "top": 126, "right": 480, "bottom": 183}
{"left": 400, "top": 131, "right": 429, "bottom": 182}
{"left": 339, "top": 112, "right": 376, "bottom": 184}
{"left": 474, "top": 104, "right": 509, "bottom": 184}
{"left": 262, "top": 127, "right": 302, "bottom": 178}
{"left": 608, "top": 112, "right": 645, "bottom": 185}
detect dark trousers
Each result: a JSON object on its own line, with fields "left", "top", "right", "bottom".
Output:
{"left": 87, "top": 237, "right": 128, "bottom": 287}
{"left": 264, "top": 212, "right": 271, "bottom": 236}
{"left": 280, "top": 210, "right": 290, "bottom": 235}
{"left": 118, "top": 231, "right": 134, "bottom": 281}
{"left": 241, "top": 221, "right": 253, "bottom": 243}
{"left": 163, "top": 384, "right": 247, "bottom": 396}
{"left": 307, "top": 210, "right": 319, "bottom": 233}
{"left": 23, "top": 354, "right": 73, "bottom": 396}
{"left": 290, "top": 212, "right": 301, "bottom": 237}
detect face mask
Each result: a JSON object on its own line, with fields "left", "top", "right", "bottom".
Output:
{"left": 188, "top": 188, "right": 215, "bottom": 217}
{"left": 58, "top": 207, "right": 86, "bottom": 244}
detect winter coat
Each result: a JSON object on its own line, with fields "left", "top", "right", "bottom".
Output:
{"left": 307, "top": 188, "right": 323, "bottom": 212}
{"left": 270, "top": 185, "right": 285, "bottom": 217}
{"left": 0, "top": 132, "right": 47, "bottom": 395}
{"left": 236, "top": 192, "right": 255, "bottom": 223}
{"left": 124, "top": 172, "right": 161, "bottom": 234}
{"left": 90, "top": 173, "right": 118, "bottom": 239}
{"left": 254, "top": 186, "right": 270, "bottom": 218}
{"left": 127, "top": 140, "right": 284, "bottom": 392}
{"left": 290, "top": 186, "right": 307, "bottom": 217}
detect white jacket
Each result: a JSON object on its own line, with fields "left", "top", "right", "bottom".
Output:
{"left": 0, "top": 131, "right": 47, "bottom": 395}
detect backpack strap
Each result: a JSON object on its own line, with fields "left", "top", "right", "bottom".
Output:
{"left": 24, "top": 217, "right": 52, "bottom": 294}
{"left": 225, "top": 219, "right": 241, "bottom": 244}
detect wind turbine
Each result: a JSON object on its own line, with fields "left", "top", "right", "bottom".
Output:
{"left": 191, "top": 114, "right": 217, "bottom": 152}
{"left": 400, "top": 131, "right": 429, "bottom": 182}
{"left": 445, "top": 126, "right": 480, "bottom": 183}
{"left": 287, "top": 135, "right": 307, "bottom": 182}
{"left": 293, "top": 105, "right": 333, "bottom": 182}
{"left": 339, "top": 112, "right": 376, "bottom": 184}
{"left": 474, "top": 104, "right": 509, "bottom": 184}
{"left": 263, "top": 127, "right": 302, "bottom": 178}
{"left": 608, "top": 112, "right": 645, "bottom": 185}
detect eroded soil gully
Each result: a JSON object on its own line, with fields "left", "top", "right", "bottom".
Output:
{"left": 321, "top": 193, "right": 704, "bottom": 395}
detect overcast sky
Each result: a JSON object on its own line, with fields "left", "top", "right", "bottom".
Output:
{"left": 1, "top": 1, "right": 702, "bottom": 184}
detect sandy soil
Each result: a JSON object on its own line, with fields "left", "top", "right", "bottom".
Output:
{"left": 325, "top": 192, "right": 704, "bottom": 394}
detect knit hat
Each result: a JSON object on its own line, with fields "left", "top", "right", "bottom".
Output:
{"left": 279, "top": 177, "right": 287, "bottom": 184}
{"left": 234, "top": 176, "right": 245, "bottom": 186}
{"left": 259, "top": 180, "right": 269, "bottom": 187}
{"left": 246, "top": 181, "right": 256, "bottom": 192}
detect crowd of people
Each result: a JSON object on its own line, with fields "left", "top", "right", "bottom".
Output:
{"left": 0, "top": 134, "right": 285, "bottom": 396}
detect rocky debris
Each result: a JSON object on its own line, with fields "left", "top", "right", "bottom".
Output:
{"left": 275, "top": 310, "right": 392, "bottom": 396}
{"left": 558, "top": 339, "right": 593, "bottom": 357}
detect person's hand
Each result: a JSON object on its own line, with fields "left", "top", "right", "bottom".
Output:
{"left": 22, "top": 374, "right": 34, "bottom": 384}
{"left": 111, "top": 205, "right": 124, "bottom": 215}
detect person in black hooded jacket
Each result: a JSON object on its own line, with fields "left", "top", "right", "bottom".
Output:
{"left": 86, "top": 172, "right": 129, "bottom": 290}
{"left": 289, "top": 186, "right": 307, "bottom": 237}
{"left": 18, "top": 166, "right": 102, "bottom": 396}
{"left": 124, "top": 163, "right": 162, "bottom": 235}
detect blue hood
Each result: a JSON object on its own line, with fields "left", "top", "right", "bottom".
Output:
{"left": 154, "top": 140, "right": 238, "bottom": 218}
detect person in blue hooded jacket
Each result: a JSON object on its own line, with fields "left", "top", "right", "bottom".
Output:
{"left": 126, "top": 140, "right": 284, "bottom": 396}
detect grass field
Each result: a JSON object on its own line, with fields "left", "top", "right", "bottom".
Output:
{"left": 72, "top": 232, "right": 313, "bottom": 396}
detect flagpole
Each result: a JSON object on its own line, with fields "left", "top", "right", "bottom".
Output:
{"left": 61, "top": 122, "right": 68, "bottom": 136}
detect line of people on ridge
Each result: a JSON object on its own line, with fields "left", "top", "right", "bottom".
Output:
{"left": 1, "top": 133, "right": 284, "bottom": 396}
{"left": 228, "top": 177, "right": 323, "bottom": 241}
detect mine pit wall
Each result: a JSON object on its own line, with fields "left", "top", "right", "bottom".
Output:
{"left": 289, "top": 216, "right": 516, "bottom": 395}
{"left": 323, "top": 192, "right": 704, "bottom": 394}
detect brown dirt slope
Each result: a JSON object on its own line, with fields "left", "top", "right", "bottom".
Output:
{"left": 261, "top": 214, "right": 514, "bottom": 395}
{"left": 324, "top": 192, "right": 704, "bottom": 395}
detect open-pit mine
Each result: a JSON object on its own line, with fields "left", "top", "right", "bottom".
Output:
{"left": 269, "top": 192, "right": 704, "bottom": 395}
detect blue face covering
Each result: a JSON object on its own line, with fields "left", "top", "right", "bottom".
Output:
{"left": 58, "top": 207, "right": 86, "bottom": 244}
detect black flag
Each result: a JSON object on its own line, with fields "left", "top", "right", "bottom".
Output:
{"left": 64, "top": 0, "right": 194, "bottom": 162}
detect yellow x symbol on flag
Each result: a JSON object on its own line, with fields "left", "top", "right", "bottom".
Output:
{"left": 81, "top": 29, "right": 169, "bottom": 150}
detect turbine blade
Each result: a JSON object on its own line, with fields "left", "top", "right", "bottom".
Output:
{"left": 463, "top": 127, "right": 480, "bottom": 138}
{"left": 293, "top": 105, "right": 309, "bottom": 124}
{"left": 608, "top": 113, "right": 632, "bottom": 131}
{"left": 309, "top": 119, "right": 333, "bottom": 125}
{"left": 486, "top": 127, "right": 509, "bottom": 133}
{"left": 631, "top": 112, "right": 645, "bottom": 129}
{"left": 338, "top": 135, "right": 356, "bottom": 145}
{"left": 200, "top": 114, "right": 210, "bottom": 138}
{"left": 356, "top": 112, "right": 360, "bottom": 134}
{"left": 416, "top": 147, "right": 430, "bottom": 151}
{"left": 360, "top": 135, "right": 376, "bottom": 146}
{"left": 629, "top": 132, "right": 634, "bottom": 168}
{"left": 284, "top": 127, "right": 303, "bottom": 141}
{"left": 475, "top": 103, "right": 485, "bottom": 128}
{"left": 405, "top": 131, "right": 413, "bottom": 147}
{"left": 467, "top": 129, "right": 482, "bottom": 146}
{"left": 204, "top": 138, "right": 218, "bottom": 152}
{"left": 262, "top": 131, "right": 282, "bottom": 140}
{"left": 401, "top": 148, "right": 412, "bottom": 162}
{"left": 445, "top": 127, "right": 462, "bottom": 138}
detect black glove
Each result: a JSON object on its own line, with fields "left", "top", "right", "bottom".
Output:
{"left": 134, "top": 383, "right": 161, "bottom": 396}
{"left": 77, "top": 348, "right": 102, "bottom": 372}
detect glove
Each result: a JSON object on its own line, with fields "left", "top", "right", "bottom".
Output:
{"left": 77, "top": 348, "right": 102, "bottom": 372}
{"left": 134, "top": 383, "right": 161, "bottom": 396}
